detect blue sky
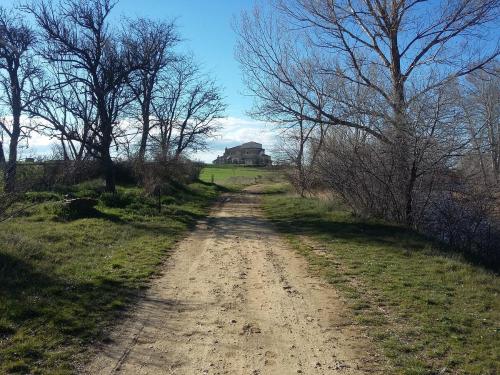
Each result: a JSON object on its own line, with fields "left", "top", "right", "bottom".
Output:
{"left": 116, "top": 0, "right": 254, "bottom": 118}
{"left": 2, "top": 0, "right": 275, "bottom": 162}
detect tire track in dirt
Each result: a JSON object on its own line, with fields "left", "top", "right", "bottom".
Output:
{"left": 84, "top": 192, "right": 384, "bottom": 374}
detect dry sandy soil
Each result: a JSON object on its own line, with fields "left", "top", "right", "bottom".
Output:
{"left": 85, "top": 191, "right": 384, "bottom": 375}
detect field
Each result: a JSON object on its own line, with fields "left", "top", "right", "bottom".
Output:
{"left": 262, "top": 194, "right": 499, "bottom": 374}
{"left": 199, "top": 165, "right": 280, "bottom": 189}
{"left": 0, "top": 180, "right": 219, "bottom": 374}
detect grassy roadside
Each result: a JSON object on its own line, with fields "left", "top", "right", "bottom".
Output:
{"left": 262, "top": 194, "right": 499, "bottom": 375}
{"left": 0, "top": 180, "right": 219, "bottom": 374}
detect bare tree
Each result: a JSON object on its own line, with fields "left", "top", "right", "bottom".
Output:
{"left": 0, "top": 122, "right": 7, "bottom": 171}
{"left": 28, "top": 62, "right": 96, "bottom": 162}
{"left": 26, "top": 0, "right": 141, "bottom": 192}
{"left": 126, "top": 18, "right": 178, "bottom": 162}
{"left": 150, "top": 56, "right": 225, "bottom": 160}
{"left": 272, "top": 94, "right": 327, "bottom": 196}
{"left": 236, "top": 0, "right": 499, "bottom": 226}
{"left": 0, "top": 6, "right": 39, "bottom": 192}
{"left": 460, "top": 64, "right": 500, "bottom": 186}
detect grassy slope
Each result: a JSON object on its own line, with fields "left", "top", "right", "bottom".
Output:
{"left": 0, "top": 181, "right": 219, "bottom": 374}
{"left": 262, "top": 194, "right": 499, "bottom": 375}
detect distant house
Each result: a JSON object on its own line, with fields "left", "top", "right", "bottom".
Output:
{"left": 213, "top": 142, "right": 272, "bottom": 166}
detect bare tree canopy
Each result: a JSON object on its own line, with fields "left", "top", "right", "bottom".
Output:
{"left": 150, "top": 55, "right": 226, "bottom": 160}
{"left": 10, "top": 1, "right": 225, "bottom": 190}
{"left": 126, "top": 17, "right": 179, "bottom": 162}
{"left": 25, "top": 0, "right": 144, "bottom": 192}
{"left": 459, "top": 64, "right": 500, "bottom": 185}
{"left": 0, "top": 6, "right": 40, "bottom": 192}
{"left": 236, "top": 0, "right": 499, "bottom": 225}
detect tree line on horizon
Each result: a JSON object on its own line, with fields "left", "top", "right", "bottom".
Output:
{"left": 235, "top": 0, "right": 500, "bottom": 268}
{"left": 0, "top": 0, "right": 225, "bottom": 194}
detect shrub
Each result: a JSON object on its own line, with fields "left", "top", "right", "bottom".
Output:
{"left": 24, "top": 192, "right": 62, "bottom": 203}
{"left": 115, "top": 161, "right": 139, "bottom": 185}
{"left": 422, "top": 188, "right": 500, "bottom": 270}
{"left": 140, "top": 157, "right": 203, "bottom": 196}
{"left": 99, "top": 190, "right": 137, "bottom": 208}
{"left": 16, "top": 160, "right": 103, "bottom": 191}
{"left": 73, "top": 180, "right": 106, "bottom": 198}
{"left": 49, "top": 198, "right": 98, "bottom": 221}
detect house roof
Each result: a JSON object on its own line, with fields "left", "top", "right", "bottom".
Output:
{"left": 230, "top": 141, "right": 263, "bottom": 150}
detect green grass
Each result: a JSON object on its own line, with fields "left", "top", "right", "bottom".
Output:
{"left": 199, "top": 165, "right": 279, "bottom": 190}
{"left": 0, "top": 180, "right": 219, "bottom": 374}
{"left": 262, "top": 194, "right": 500, "bottom": 375}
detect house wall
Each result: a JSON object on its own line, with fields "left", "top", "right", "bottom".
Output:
{"left": 214, "top": 146, "right": 271, "bottom": 165}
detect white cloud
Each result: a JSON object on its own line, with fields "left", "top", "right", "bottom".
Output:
{"left": 28, "top": 133, "right": 53, "bottom": 147}
{"left": 1, "top": 116, "right": 54, "bottom": 152}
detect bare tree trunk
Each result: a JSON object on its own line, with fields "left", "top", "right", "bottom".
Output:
{"left": 0, "top": 9, "right": 36, "bottom": 193}
{"left": 175, "top": 119, "right": 187, "bottom": 159}
{"left": 487, "top": 119, "right": 500, "bottom": 185}
{"left": 99, "top": 98, "right": 116, "bottom": 193}
{"left": 389, "top": 25, "right": 417, "bottom": 226}
{"left": 138, "top": 94, "right": 151, "bottom": 162}
{"left": 138, "top": 119, "right": 149, "bottom": 162}
{"left": 102, "top": 147, "right": 115, "bottom": 193}
{"left": 165, "top": 121, "right": 174, "bottom": 158}
{"left": 470, "top": 126, "right": 489, "bottom": 186}
{"left": 104, "top": 160, "right": 115, "bottom": 193}
{"left": 405, "top": 160, "right": 418, "bottom": 227}
{"left": 493, "top": 153, "right": 500, "bottom": 185}
{"left": 5, "top": 125, "right": 20, "bottom": 193}
{"left": 0, "top": 140, "right": 5, "bottom": 173}
{"left": 101, "top": 125, "right": 116, "bottom": 192}
{"left": 5, "top": 74, "right": 22, "bottom": 193}
{"left": 296, "top": 120, "right": 306, "bottom": 197}
{"left": 60, "top": 138, "right": 69, "bottom": 160}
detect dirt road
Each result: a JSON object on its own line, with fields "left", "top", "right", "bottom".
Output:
{"left": 85, "top": 192, "right": 383, "bottom": 374}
